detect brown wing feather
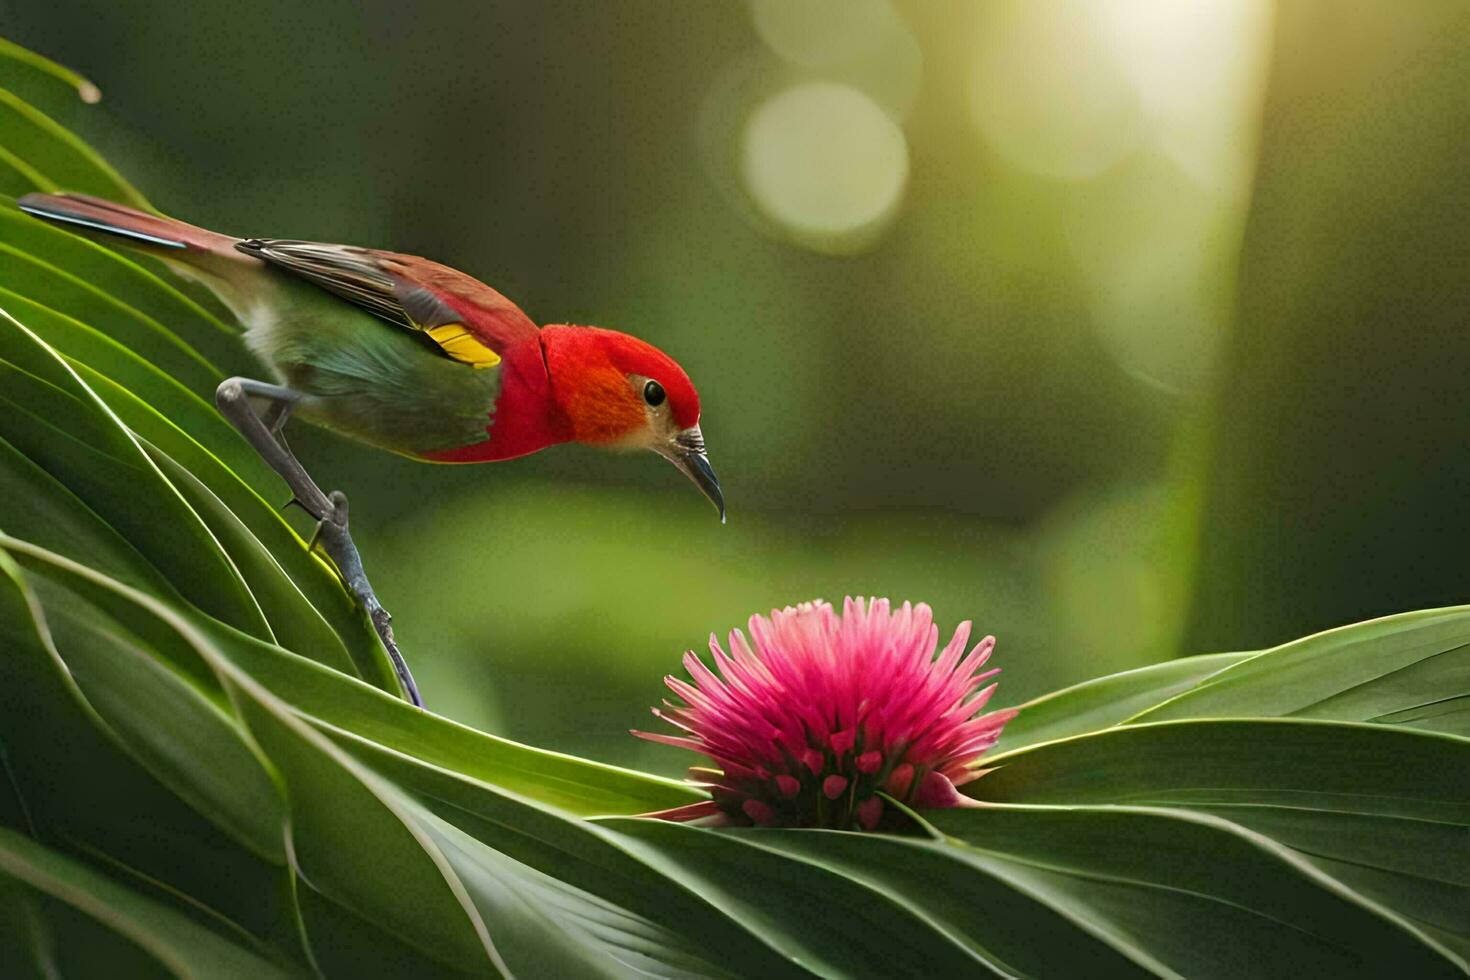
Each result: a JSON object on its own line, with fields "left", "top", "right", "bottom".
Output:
{"left": 375, "top": 252, "right": 541, "bottom": 354}
{"left": 235, "top": 239, "right": 540, "bottom": 365}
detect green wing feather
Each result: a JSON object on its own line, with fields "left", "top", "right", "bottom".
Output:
{"left": 236, "top": 239, "right": 503, "bottom": 368}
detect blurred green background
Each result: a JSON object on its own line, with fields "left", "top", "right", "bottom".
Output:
{"left": 5, "top": 0, "right": 1469, "bottom": 776}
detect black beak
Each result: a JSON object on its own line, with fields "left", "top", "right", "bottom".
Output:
{"left": 658, "top": 426, "right": 726, "bottom": 523}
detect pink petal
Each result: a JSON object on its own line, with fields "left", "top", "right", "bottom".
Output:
{"left": 742, "top": 799, "right": 778, "bottom": 826}
{"left": 637, "top": 597, "right": 1013, "bottom": 831}
{"left": 947, "top": 766, "right": 994, "bottom": 788}
{"left": 719, "top": 759, "right": 763, "bottom": 781}
{"left": 885, "top": 763, "right": 915, "bottom": 799}
{"left": 856, "top": 796, "right": 884, "bottom": 830}
{"left": 935, "top": 622, "right": 972, "bottom": 673}
{"left": 639, "top": 800, "right": 724, "bottom": 822}
{"left": 631, "top": 731, "right": 706, "bottom": 753}
{"left": 912, "top": 770, "right": 982, "bottom": 809}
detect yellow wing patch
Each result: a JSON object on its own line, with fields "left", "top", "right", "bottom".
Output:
{"left": 426, "top": 323, "right": 501, "bottom": 369}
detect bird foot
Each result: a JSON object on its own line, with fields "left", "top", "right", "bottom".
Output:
{"left": 216, "top": 375, "right": 422, "bottom": 707}
{"left": 302, "top": 491, "right": 423, "bottom": 707}
{"left": 306, "top": 490, "right": 350, "bottom": 552}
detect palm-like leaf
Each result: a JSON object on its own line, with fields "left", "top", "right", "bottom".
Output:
{"left": 0, "top": 40, "right": 1464, "bottom": 977}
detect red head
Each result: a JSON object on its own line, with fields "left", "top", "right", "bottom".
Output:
{"left": 541, "top": 325, "right": 723, "bottom": 519}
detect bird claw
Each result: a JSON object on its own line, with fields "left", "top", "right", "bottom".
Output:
{"left": 326, "top": 490, "right": 349, "bottom": 527}
{"left": 306, "top": 490, "right": 350, "bottom": 552}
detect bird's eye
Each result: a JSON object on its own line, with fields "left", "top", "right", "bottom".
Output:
{"left": 643, "top": 380, "right": 666, "bottom": 407}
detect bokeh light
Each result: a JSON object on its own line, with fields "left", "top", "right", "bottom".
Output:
{"left": 741, "top": 81, "right": 909, "bottom": 254}
{"left": 1037, "top": 481, "right": 1187, "bottom": 666}
{"left": 963, "top": 0, "right": 1275, "bottom": 393}
{"left": 1102, "top": 0, "right": 1274, "bottom": 197}
{"left": 1085, "top": 228, "right": 1228, "bottom": 395}
{"left": 750, "top": 0, "right": 897, "bottom": 69}
{"left": 1065, "top": 157, "right": 1236, "bottom": 394}
{"left": 969, "top": 0, "right": 1142, "bottom": 181}
{"left": 749, "top": 0, "right": 923, "bottom": 119}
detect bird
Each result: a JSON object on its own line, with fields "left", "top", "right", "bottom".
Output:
{"left": 17, "top": 192, "right": 724, "bottom": 707}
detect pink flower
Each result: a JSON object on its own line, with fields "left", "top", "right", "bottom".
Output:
{"left": 634, "top": 598, "right": 1018, "bottom": 830}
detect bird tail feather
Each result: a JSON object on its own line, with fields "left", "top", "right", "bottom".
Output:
{"left": 16, "top": 192, "right": 240, "bottom": 259}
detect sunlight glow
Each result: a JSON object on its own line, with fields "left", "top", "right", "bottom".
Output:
{"left": 1102, "top": 0, "right": 1274, "bottom": 197}
{"left": 750, "top": 0, "right": 897, "bottom": 68}
{"left": 969, "top": 0, "right": 1142, "bottom": 180}
{"left": 969, "top": 0, "right": 1275, "bottom": 392}
{"left": 741, "top": 82, "right": 909, "bottom": 254}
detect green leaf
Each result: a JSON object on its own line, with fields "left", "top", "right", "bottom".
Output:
{"left": 74, "top": 363, "right": 391, "bottom": 682}
{"left": 600, "top": 817, "right": 992, "bottom": 978}
{"left": 0, "top": 200, "right": 250, "bottom": 375}
{"left": 994, "top": 650, "right": 1252, "bottom": 753}
{"left": 732, "top": 827, "right": 1160, "bottom": 977}
{"left": 0, "top": 86, "right": 146, "bottom": 205}
{"left": 233, "top": 691, "right": 504, "bottom": 973}
{"left": 0, "top": 432, "right": 168, "bottom": 594}
{"left": 0, "top": 241, "right": 224, "bottom": 395}
{"left": 1134, "top": 606, "right": 1470, "bottom": 735}
{"left": 979, "top": 717, "right": 1470, "bottom": 818}
{"left": 0, "top": 287, "right": 263, "bottom": 482}
{"left": 334, "top": 730, "right": 793, "bottom": 974}
{"left": 975, "top": 718, "right": 1470, "bottom": 965}
{"left": 3, "top": 538, "right": 747, "bottom": 978}
{"left": 290, "top": 885, "right": 467, "bottom": 979}
{"left": 144, "top": 443, "right": 362, "bottom": 675}
{"left": 0, "top": 547, "right": 304, "bottom": 957}
{"left": 0, "top": 828, "right": 296, "bottom": 979}
{"left": 930, "top": 804, "right": 1463, "bottom": 977}
{"left": 23, "top": 570, "right": 286, "bottom": 862}
{"left": 203, "top": 620, "right": 700, "bottom": 816}
{"left": 0, "top": 311, "right": 269, "bottom": 634}
{"left": 413, "top": 808, "right": 734, "bottom": 978}
{"left": 0, "top": 37, "right": 101, "bottom": 119}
